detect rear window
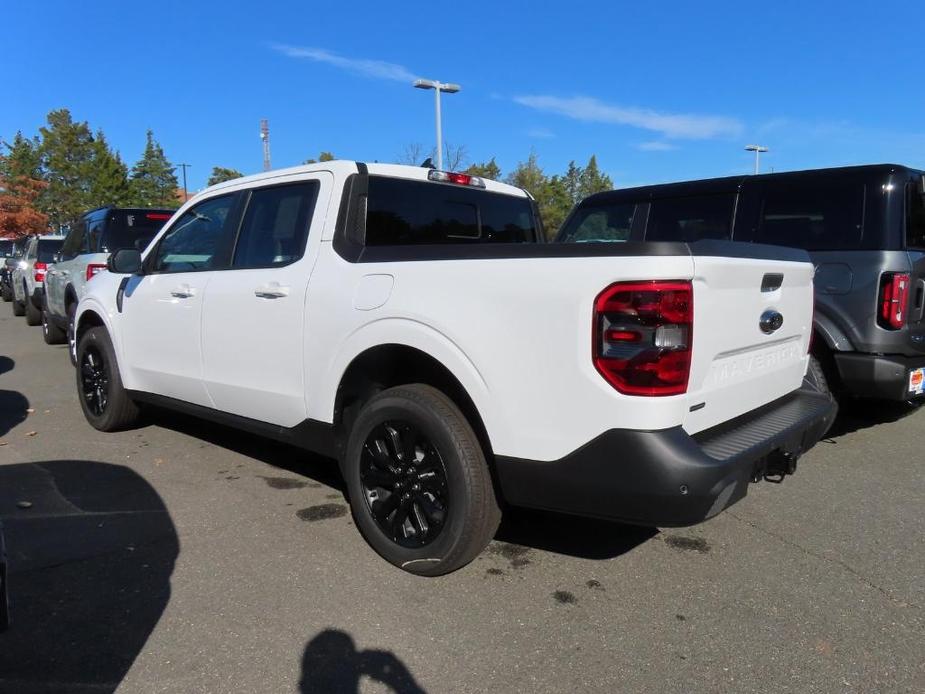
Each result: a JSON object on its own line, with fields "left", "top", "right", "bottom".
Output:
{"left": 907, "top": 181, "right": 925, "bottom": 249}
{"left": 558, "top": 203, "right": 635, "bottom": 243}
{"left": 37, "top": 239, "right": 64, "bottom": 263}
{"left": 0, "top": 240, "right": 12, "bottom": 257}
{"left": 646, "top": 195, "right": 735, "bottom": 242}
{"left": 364, "top": 177, "right": 537, "bottom": 245}
{"left": 104, "top": 210, "right": 174, "bottom": 251}
{"left": 755, "top": 180, "right": 865, "bottom": 250}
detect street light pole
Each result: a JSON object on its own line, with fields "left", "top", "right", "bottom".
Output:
{"left": 414, "top": 79, "right": 461, "bottom": 170}
{"left": 744, "top": 145, "right": 769, "bottom": 175}
{"left": 178, "top": 163, "right": 191, "bottom": 201}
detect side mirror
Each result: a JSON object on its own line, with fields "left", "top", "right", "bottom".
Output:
{"left": 107, "top": 248, "right": 143, "bottom": 275}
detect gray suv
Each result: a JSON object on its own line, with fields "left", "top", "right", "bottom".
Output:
{"left": 558, "top": 164, "right": 925, "bottom": 402}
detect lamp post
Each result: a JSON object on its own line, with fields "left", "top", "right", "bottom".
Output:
{"left": 413, "top": 79, "right": 461, "bottom": 170}
{"left": 178, "top": 163, "right": 191, "bottom": 201}
{"left": 745, "top": 145, "right": 769, "bottom": 175}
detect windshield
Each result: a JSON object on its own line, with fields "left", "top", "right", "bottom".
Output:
{"left": 37, "top": 239, "right": 64, "bottom": 263}
{"left": 104, "top": 209, "right": 174, "bottom": 251}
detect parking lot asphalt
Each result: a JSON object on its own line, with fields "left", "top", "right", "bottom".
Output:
{"left": 0, "top": 300, "right": 923, "bottom": 694}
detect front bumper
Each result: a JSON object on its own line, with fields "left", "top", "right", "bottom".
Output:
{"left": 495, "top": 386, "right": 837, "bottom": 527}
{"left": 834, "top": 352, "right": 925, "bottom": 401}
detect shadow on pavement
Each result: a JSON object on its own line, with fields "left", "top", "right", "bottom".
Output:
{"left": 0, "top": 356, "right": 13, "bottom": 376}
{"left": 144, "top": 407, "right": 345, "bottom": 490}
{"left": 496, "top": 507, "right": 657, "bottom": 560}
{"left": 0, "top": 460, "right": 178, "bottom": 694}
{"left": 824, "top": 398, "right": 922, "bottom": 440}
{"left": 0, "top": 389, "right": 29, "bottom": 438}
{"left": 299, "top": 628, "right": 426, "bottom": 694}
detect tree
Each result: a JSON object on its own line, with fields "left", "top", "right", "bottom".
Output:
{"left": 563, "top": 160, "right": 583, "bottom": 204}
{"left": 87, "top": 131, "right": 131, "bottom": 208}
{"left": 396, "top": 143, "right": 430, "bottom": 166}
{"left": 304, "top": 151, "right": 335, "bottom": 165}
{"left": 0, "top": 132, "right": 48, "bottom": 236}
{"left": 505, "top": 152, "right": 577, "bottom": 238}
{"left": 466, "top": 157, "right": 502, "bottom": 181}
{"left": 129, "top": 130, "right": 179, "bottom": 207}
{"left": 442, "top": 143, "right": 467, "bottom": 172}
{"left": 207, "top": 166, "right": 244, "bottom": 186}
{"left": 38, "top": 109, "right": 98, "bottom": 228}
{"left": 578, "top": 155, "right": 613, "bottom": 200}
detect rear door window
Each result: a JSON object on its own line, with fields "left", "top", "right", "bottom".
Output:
{"left": 59, "top": 220, "right": 87, "bottom": 260}
{"left": 646, "top": 195, "right": 735, "bottom": 242}
{"left": 36, "top": 239, "right": 64, "bottom": 263}
{"left": 755, "top": 180, "right": 865, "bottom": 250}
{"left": 907, "top": 180, "right": 925, "bottom": 249}
{"left": 558, "top": 203, "right": 635, "bottom": 243}
{"left": 232, "top": 181, "right": 320, "bottom": 268}
{"left": 364, "top": 177, "right": 537, "bottom": 245}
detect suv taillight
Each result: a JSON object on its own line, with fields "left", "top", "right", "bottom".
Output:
{"left": 878, "top": 272, "right": 910, "bottom": 330}
{"left": 33, "top": 262, "right": 47, "bottom": 283}
{"left": 86, "top": 263, "right": 107, "bottom": 281}
{"left": 593, "top": 280, "right": 693, "bottom": 396}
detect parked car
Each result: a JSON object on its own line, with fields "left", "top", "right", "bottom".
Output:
{"left": 12, "top": 235, "right": 65, "bottom": 325}
{"left": 559, "top": 164, "right": 925, "bottom": 402}
{"left": 75, "top": 161, "right": 835, "bottom": 575}
{"left": 43, "top": 206, "right": 174, "bottom": 353}
{"left": 1, "top": 238, "right": 28, "bottom": 303}
{"left": 0, "top": 519, "right": 8, "bottom": 631}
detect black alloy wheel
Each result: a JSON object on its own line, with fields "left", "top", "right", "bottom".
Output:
{"left": 80, "top": 345, "right": 109, "bottom": 417}
{"left": 360, "top": 421, "right": 449, "bottom": 548}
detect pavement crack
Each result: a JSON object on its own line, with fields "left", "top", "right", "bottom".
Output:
{"left": 727, "top": 511, "right": 919, "bottom": 611}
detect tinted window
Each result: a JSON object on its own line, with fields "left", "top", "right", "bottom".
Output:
{"left": 646, "top": 195, "right": 734, "bottom": 242}
{"left": 86, "top": 216, "right": 105, "bottom": 253}
{"left": 59, "top": 220, "right": 87, "bottom": 260}
{"left": 755, "top": 180, "right": 864, "bottom": 250}
{"left": 233, "top": 182, "right": 319, "bottom": 268}
{"left": 365, "top": 177, "right": 537, "bottom": 245}
{"left": 0, "top": 240, "right": 12, "bottom": 257}
{"left": 558, "top": 203, "right": 635, "bottom": 242}
{"left": 36, "top": 239, "right": 64, "bottom": 263}
{"left": 153, "top": 195, "right": 236, "bottom": 273}
{"left": 907, "top": 182, "right": 925, "bottom": 249}
{"left": 104, "top": 210, "right": 173, "bottom": 252}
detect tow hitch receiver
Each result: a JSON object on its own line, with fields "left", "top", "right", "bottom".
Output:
{"left": 752, "top": 450, "right": 798, "bottom": 484}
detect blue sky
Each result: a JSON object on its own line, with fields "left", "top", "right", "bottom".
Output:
{"left": 4, "top": 1, "right": 924, "bottom": 192}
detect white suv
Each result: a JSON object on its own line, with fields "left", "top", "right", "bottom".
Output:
{"left": 12, "top": 235, "right": 65, "bottom": 326}
{"left": 75, "top": 161, "right": 835, "bottom": 574}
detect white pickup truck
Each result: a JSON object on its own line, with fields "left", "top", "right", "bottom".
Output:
{"left": 75, "top": 161, "right": 836, "bottom": 575}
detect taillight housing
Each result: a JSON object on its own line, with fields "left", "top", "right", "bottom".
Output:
{"left": 878, "top": 272, "right": 910, "bottom": 330}
{"left": 86, "top": 263, "right": 107, "bottom": 281}
{"left": 427, "top": 169, "right": 486, "bottom": 188}
{"left": 593, "top": 280, "right": 693, "bottom": 396}
{"left": 33, "top": 261, "right": 47, "bottom": 283}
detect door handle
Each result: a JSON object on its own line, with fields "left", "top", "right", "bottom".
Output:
{"left": 254, "top": 283, "right": 290, "bottom": 299}
{"left": 914, "top": 279, "right": 925, "bottom": 322}
{"left": 170, "top": 284, "right": 196, "bottom": 298}
{"left": 60, "top": 270, "right": 69, "bottom": 277}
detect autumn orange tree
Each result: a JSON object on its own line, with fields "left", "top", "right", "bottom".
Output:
{"left": 0, "top": 132, "right": 48, "bottom": 237}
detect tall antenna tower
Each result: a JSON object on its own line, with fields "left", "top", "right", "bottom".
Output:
{"left": 259, "top": 119, "right": 271, "bottom": 171}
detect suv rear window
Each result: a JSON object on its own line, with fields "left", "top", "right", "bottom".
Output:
{"left": 104, "top": 210, "right": 173, "bottom": 252}
{"left": 755, "top": 180, "right": 865, "bottom": 250}
{"left": 0, "top": 240, "right": 12, "bottom": 257}
{"left": 646, "top": 195, "right": 735, "bottom": 242}
{"left": 364, "top": 177, "right": 537, "bottom": 245}
{"left": 36, "top": 239, "right": 64, "bottom": 263}
{"left": 558, "top": 203, "right": 635, "bottom": 243}
{"left": 907, "top": 181, "right": 925, "bottom": 249}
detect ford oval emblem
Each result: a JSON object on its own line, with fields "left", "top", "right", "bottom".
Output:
{"left": 759, "top": 309, "right": 784, "bottom": 334}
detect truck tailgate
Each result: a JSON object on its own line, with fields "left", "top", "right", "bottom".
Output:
{"left": 683, "top": 243, "right": 815, "bottom": 435}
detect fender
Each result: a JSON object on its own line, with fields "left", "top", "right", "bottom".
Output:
{"left": 813, "top": 308, "right": 854, "bottom": 352}
{"left": 308, "top": 317, "right": 504, "bottom": 447}
{"left": 74, "top": 297, "right": 133, "bottom": 386}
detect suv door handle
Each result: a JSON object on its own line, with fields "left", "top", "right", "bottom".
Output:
{"left": 170, "top": 284, "right": 196, "bottom": 298}
{"left": 254, "top": 283, "right": 289, "bottom": 299}
{"left": 59, "top": 270, "right": 69, "bottom": 277}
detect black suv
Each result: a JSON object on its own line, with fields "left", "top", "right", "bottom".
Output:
{"left": 558, "top": 164, "right": 925, "bottom": 402}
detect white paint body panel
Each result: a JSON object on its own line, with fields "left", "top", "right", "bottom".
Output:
{"left": 78, "top": 162, "right": 816, "bottom": 464}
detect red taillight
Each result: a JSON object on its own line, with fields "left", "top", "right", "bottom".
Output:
{"left": 33, "top": 261, "right": 46, "bottom": 283}
{"left": 879, "top": 272, "right": 910, "bottom": 330}
{"left": 593, "top": 281, "right": 693, "bottom": 396}
{"left": 86, "top": 263, "right": 107, "bottom": 281}
{"left": 426, "top": 169, "right": 487, "bottom": 188}
{"left": 146, "top": 212, "right": 171, "bottom": 220}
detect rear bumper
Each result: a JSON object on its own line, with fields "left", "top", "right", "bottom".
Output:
{"left": 834, "top": 352, "right": 925, "bottom": 400}
{"left": 495, "top": 386, "right": 836, "bottom": 527}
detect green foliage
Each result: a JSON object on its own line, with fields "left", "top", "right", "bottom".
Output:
{"left": 465, "top": 157, "right": 502, "bottom": 181}
{"left": 578, "top": 155, "right": 613, "bottom": 200}
{"left": 37, "top": 109, "right": 98, "bottom": 228}
{"left": 1, "top": 132, "right": 43, "bottom": 180}
{"left": 88, "top": 131, "right": 131, "bottom": 208}
{"left": 305, "top": 151, "right": 335, "bottom": 164}
{"left": 129, "top": 130, "right": 179, "bottom": 208}
{"left": 207, "top": 166, "right": 245, "bottom": 186}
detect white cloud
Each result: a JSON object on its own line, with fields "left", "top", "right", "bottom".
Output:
{"left": 513, "top": 95, "right": 743, "bottom": 140}
{"left": 526, "top": 127, "right": 555, "bottom": 139}
{"left": 636, "top": 141, "right": 677, "bottom": 152}
{"left": 271, "top": 44, "right": 419, "bottom": 83}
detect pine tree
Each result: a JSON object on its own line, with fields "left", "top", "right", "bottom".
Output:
{"left": 129, "top": 130, "right": 179, "bottom": 207}
{"left": 304, "top": 151, "right": 335, "bottom": 164}
{"left": 466, "top": 157, "right": 502, "bottom": 181}
{"left": 207, "top": 166, "right": 244, "bottom": 186}
{"left": 578, "top": 155, "right": 613, "bottom": 200}
{"left": 563, "top": 160, "right": 583, "bottom": 205}
{"left": 88, "top": 131, "right": 130, "bottom": 208}
{"left": 38, "top": 109, "right": 97, "bottom": 228}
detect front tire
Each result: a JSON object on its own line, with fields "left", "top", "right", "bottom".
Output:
{"left": 11, "top": 292, "right": 24, "bottom": 316}
{"left": 76, "top": 326, "right": 140, "bottom": 431}
{"left": 42, "top": 307, "right": 66, "bottom": 344}
{"left": 343, "top": 384, "right": 501, "bottom": 576}
{"left": 67, "top": 303, "right": 78, "bottom": 366}
{"left": 24, "top": 288, "right": 41, "bottom": 326}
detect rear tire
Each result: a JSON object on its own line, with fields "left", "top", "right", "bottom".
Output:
{"left": 24, "top": 287, "right": 41, "bottom": 326}
{"left": 804, "top": 355, "right": 831, "bottom": 396}
{"left": 42, "top": 306, "right": 66, "bottom": 344}
{"left": 343, "top": 384, "right": 501, "bottom": 576}
{"left": 1, "top": 285, "right": 11, "bottom": 302}
{"left": 11, "top": 294, "right": 24, "bottom": 316}
{"left": 76, "top": 326, "right": 140, "bottom": 431}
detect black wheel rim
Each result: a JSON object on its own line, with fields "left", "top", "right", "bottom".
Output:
{"left": 80, "top": 346, "right": 109, "bottom": 416}
{"left": 360, "top": 421, "right": 449, "bottom": 548}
